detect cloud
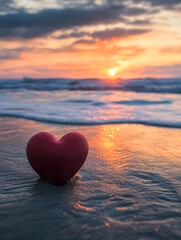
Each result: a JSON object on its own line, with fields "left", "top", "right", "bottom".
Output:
{"left": 73, "top": 39, "right": 96, "bottom": 45}
{"left": 0, "top": 5, "right": 123, "bottom": 39}
{"left": 0, "top": 48, "right": 22, "bottom": 59}
{"left": 65, "top": 27, "right": 149, "bottom": 45}
{"left": 160, "top": 47, "right": 181, "bottom": 54}
{"left": 127, "top": 19, "right": 152, "bottom": 25}
{"left": 148, "top": 0, "right": 181, "bottom": 7}
{"left": 58, "top": 27, "right": 149, "bottom": 39}
{"left": 0, "top": 3, "right": 151, "bottom": 39}
{"left": 0, "top": 0, "right": 14, "bottom": 12}
{"left": 142, "top": 64, "right": 181, "bottom": 77}
{"left": 91, "top": 27, "right": 149, "bottom": 40}
{"left": 133, "top": 0, "right": 181, "bottom": 10}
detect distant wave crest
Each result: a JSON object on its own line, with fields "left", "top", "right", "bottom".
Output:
{"left": 0, "top": 77, "right": 181, "bottom": 94}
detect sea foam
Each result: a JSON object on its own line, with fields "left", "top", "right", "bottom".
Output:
{"left": 0, "top": 79, "right": 180, "bottom": 128}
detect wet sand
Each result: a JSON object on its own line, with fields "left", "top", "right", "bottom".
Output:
{"left": 0, "top": 117, "right": 181, "bottom": 240}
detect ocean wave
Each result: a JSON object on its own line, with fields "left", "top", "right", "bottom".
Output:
{"left": 112, "top": 100, "right": 171, "bottom": 105}
{"left": 0, "top": 112, "right": 180, "bottom": 128}
{"left": 0, "top": 77, "right": 181, "bottom": 94}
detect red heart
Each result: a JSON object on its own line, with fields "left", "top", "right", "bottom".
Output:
{"left": 26, "top": 132, "right": 89, "bottom": 185}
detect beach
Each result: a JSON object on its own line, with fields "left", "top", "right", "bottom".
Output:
{"left": 1, "top": 117, "right": 181, "bottom": 240}
{"left": 1, "top": 0, "right": 181, "bottom": 238}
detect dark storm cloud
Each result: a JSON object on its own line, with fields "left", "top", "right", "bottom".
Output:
{"left": 0, "top": 3, "right": 151, "bottom": 39}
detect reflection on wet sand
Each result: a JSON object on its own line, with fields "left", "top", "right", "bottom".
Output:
{"left": 90, "top": 125, "right": 131, "bottom": 173}
{"left": 0, "top": 117, "right": 181, "bottom": 239}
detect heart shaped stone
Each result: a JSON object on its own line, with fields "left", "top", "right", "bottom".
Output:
{"left": 26, "top": 132, "right": 89, "bottom": 185}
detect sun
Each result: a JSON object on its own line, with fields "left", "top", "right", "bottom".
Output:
{"left": 109, "top": 68, "right": 116, "bottom": 76}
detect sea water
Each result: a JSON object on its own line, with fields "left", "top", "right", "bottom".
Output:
{"left": 0, "top": 77, "right": 181, "bottom": 127}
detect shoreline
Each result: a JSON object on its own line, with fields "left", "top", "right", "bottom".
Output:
{"left": 0, "top": 114, "right": 180, "bottom": 129}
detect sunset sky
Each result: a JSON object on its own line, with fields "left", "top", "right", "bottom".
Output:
{"left": 0, "top": 0, "right": 181, "bottom": 79}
